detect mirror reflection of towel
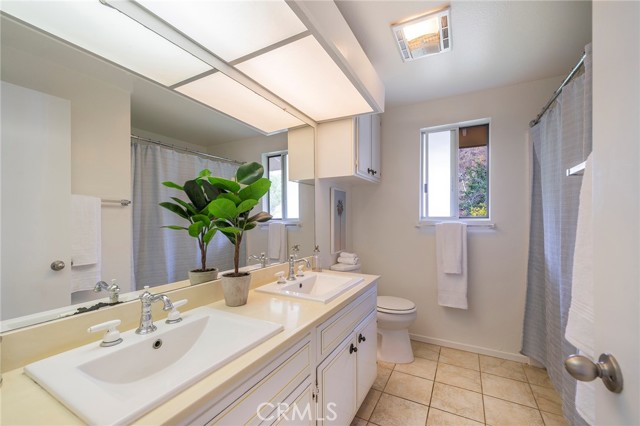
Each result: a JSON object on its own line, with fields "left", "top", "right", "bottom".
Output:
{"left": 71, "top": 195, "right": 101, "bottom": 292}
{"left": 268, "top": 222, "right": 287, "bottom": 263}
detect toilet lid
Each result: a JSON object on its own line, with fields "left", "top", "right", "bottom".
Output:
{"left": 377, "top": 296, "right": 416, "bottom": 313}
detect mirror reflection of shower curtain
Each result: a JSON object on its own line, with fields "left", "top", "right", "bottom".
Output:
{"left": 521, "top": 45, "right": 592, "bottom": 426}
{"left": 131, "top": 141, "right": 242, "bottom": 289}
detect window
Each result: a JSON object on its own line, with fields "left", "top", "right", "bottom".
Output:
{"left": 420, "top": 121, "right": 489, "bottom": 221}
{"left": 264, "top": 151, "right": 299, "bottom": 220}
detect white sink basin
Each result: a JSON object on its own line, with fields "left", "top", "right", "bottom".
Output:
{"left": 24, "top": 306, "right": 283, "bottom": 425}
{"left": 256, "top": 272, "right": 364, "bottom": 303}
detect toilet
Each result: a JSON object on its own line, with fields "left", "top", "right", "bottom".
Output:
{"left": 376, "top": 296, "right": 417, "bottom": 364}
{"left": 329, "top": 263, "right": 417, "bottom": 364}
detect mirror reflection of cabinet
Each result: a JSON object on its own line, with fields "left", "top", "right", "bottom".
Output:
{"left": 288, "top": 126, "right": 315, "bottom": 183}
{"left": 316, "top": 114, "right": 381, "bottom": 183}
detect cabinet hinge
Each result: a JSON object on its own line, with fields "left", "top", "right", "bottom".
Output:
{"left": 313, "top": 383, "right": 320, "bottom": 402}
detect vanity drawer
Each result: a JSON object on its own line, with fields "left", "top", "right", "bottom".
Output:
{"left": 201, "top": 336, "right": 311, "bottom": 426}
{"left": 316, "top": 287, "right": 376, "bottom": 360}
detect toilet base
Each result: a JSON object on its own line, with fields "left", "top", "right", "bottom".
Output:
{"left": 377, "top": 328, "right": 414, "bottom": 364}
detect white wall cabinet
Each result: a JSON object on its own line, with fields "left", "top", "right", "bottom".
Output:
{"left": 288, "top": 125, "right": 315, "bottom": 184}
{"left": 317, "top": 114, "right": 381, "bottom": 183}
{"left": 315, "top": 288, "right": 377, "bottom": 425}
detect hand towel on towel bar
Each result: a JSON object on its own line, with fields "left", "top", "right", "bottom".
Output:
{"left": 565, "top": 154, "right": 595, "bottom": 425}
{"left": 436, "top": 222, "right": 468, "bottom": 309}
{"left": 70, "top": 194, "right": 102, "bottom": 292}
{"left": 268, "top": 222, "right": 287, "bottom": 263}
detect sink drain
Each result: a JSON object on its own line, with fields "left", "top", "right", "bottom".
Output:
{"left": 152, "top": 339, "right": 163, "bottom": 349}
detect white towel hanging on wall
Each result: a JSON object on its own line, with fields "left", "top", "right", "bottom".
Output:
{"left": 435, "top": 222, "right": 468, "bottom": 309}
{"left": 70, "top": 194, "right": 102, "bottom": 292}
{"left": 267, "top": 222, "right": 287, "bottom": 263}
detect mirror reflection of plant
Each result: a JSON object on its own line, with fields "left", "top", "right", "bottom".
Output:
{"left": 160, "top": 171, "right": 221, "bottom": 273}
{"left": 207, "top": 162, "right": 273, "bottom": 276}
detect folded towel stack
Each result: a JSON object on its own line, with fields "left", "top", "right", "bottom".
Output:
{"left": 337, "top": 252, "right": 359, "bottom": 265}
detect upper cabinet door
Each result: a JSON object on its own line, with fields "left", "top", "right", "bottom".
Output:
{"left": 356, "top": 114, "right": 372, "bottom": 178}
{"left": 370, "top": 114, "right": 381, "bottom": 180}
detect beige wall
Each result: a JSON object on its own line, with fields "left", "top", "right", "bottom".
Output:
{"left": 350, "top": 76, "right": 563, "bottom": 359}
{"left": 2, "top": 46, "right": 132, "bottom": 296}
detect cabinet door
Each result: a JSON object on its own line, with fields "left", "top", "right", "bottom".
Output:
{"left": 356, "top": 114, "right": 372, "bottom": 178}
{"left": 316, "top": 338, "right": 357, "bottom": 426}
{"left": 370, "top": 114, "right": 381, "bottom": 180}
{"left": 355, "top": 311, "right": 378, "bottom": 407}
{"left": 271, "top": 383, "right": 314, "bottom": 426}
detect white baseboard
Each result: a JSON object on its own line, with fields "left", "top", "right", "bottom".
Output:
{"left": 409, "top": 333, "right": 534, "bottom": 365}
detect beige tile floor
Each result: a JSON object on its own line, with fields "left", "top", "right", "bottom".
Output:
{"left": 351, "top": 341, "right": 569, "bottom": 426}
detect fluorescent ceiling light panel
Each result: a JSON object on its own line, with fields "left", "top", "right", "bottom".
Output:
{"left": 136, "top": 0, "right": 308, "bottom": 62}
{"left": 392, "top": 7, "right": 451, "bottom": 62}
{"left": 0, "top": 0, "right": 211, "bottom": 86}
{"left": 236, "top": 35, "right": 373, "bottom": 121}
{"left": 176, "top": 73, "right": 304, "bottom": 134}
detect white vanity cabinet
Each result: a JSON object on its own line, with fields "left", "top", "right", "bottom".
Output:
{"left": 315, "top": 288, "right": 377, "bottom": 425}
{"left": 190, "top": 336, "right": 312, "bottom": 426}
{"left": 317, "top": 114, "right": 381, "bottom": 183}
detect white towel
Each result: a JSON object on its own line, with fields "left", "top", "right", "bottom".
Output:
{"left": 71, "top": 195, "right": 101, "bottom": 292}
{"left": 338, "top": 252, "right": 358, "bottom": 258}
{"left": 565, "top": 154, "right": 594, "bottom": 425}
{"left": 267, "top": 222, "right": 287, "bottom": 263}
{"left": 338, "top": 256, "right": 359, "bottom": 265}
{"left": 436, "top": 222, "right": 468, "bottom": 309}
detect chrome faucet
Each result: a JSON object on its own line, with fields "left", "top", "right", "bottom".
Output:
{"left": 136, "top": 288, "right": 174, "bottom": 334}
{"left": 94, "top": 279, "right": 120, "bottom": 303}
{"left": 288, "top": 255, "right": 311, "bottom": 281}
{"left": 248, "top": 252, "right": 268, "bottom": 268}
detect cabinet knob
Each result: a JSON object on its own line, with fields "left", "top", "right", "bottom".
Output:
{"left": 349, "top": 343, "right": 358, "bottom": 354}
{"left": 50, "top": 260, "right": 66, "bottom": 271}
{"left": 372, "top": 170, "right": 378, "bottom": 176}
{"left": 358, "top": 333, "right": 366, "bottom": 343}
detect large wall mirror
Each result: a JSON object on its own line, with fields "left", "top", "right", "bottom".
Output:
{"left": 0, "top": 14, "right": 316, "bottom": 331}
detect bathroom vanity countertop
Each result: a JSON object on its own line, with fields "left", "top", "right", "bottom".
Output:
{"left": 0, "top": 271, "right": 379, "bottom": 425}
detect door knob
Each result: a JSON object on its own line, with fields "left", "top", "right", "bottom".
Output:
{"left": 564, "top": 353, "right": 623, "bottom": 393}
{"left": 50, "top": 260, "right": 66, "bottom": 271}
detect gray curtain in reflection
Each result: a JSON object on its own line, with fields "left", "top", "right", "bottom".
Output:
{"left": 521, "top": 44, "right": 592, "bottom": 425}
{"left": 131, "top": 141, "right": 242, "bottom": 289}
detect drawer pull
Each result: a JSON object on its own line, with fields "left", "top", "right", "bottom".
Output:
{"left": 358, "top": 333, "right": 366, "bottom": 343}
{"left": 349, "top": 343, "right": 358, "bottom": 354}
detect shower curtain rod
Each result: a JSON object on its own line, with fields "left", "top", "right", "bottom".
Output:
{"left": 529, "top": 52, "right": 586, "bottom": 128}
{"left": 130, "top": 135, "right": 245, "bottom": 166}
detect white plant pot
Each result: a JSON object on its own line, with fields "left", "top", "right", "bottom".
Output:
{"left": 188, "top": 268, "right": 218, "bottom": 286}
{"left": 221, "top": 273, "right": 251, "bottom": 307}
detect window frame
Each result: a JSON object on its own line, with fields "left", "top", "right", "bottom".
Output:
{"left": 419, "top": 118, "right": 491, "bottom": 225}
{"left": 262, "top": 150, "right": 299, "bottom": 222}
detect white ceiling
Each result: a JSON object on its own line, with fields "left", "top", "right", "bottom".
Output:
{"left": 336, "top": 0, "right": 592, "bottom": 106}
{"left": 1, "top": 1, "right": 592, "bottom": 146}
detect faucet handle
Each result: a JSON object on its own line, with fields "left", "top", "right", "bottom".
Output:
{"left": 166, "top": 299, "right": 188, "bottom": 324}
{"left": 296, "top": 265, "right": 305, "bottom": 277}
{"left": 88, "top": 319, "right": 123, "bottom": 347}
{"left": 275, "top": 271, "right": 286, "bottom": 284}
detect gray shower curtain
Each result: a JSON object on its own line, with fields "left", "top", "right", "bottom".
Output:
{"left": 521, "top": 44, "right": 592, "bottom": 425}
{"left": 131, "top": 141, "right": 243, "bottom": 289}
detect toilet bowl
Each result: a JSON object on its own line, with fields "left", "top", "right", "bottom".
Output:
{"left": 377, "top": 296, "right": 417, "bottom": 364}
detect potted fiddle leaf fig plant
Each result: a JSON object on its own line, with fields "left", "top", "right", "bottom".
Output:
{"left": 160, "top": 169, "right": 220, "bottom": 285}
{"left": 208, "top": 161, "right": 272, "bottom": 306}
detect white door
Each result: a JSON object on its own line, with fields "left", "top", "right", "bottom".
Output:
{"left": 316, "top": 337, "right": 357, "bottom": 425}
{"left": 592, "top": 2, "right": 639, "bottom": 424}
{"left": 355, "top": 311, "right": 377, "bottom": 407}
{"left": 1, "top": 82, "right": 71, "bottom": 320}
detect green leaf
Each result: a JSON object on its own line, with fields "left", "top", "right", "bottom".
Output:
{"left": 198, "top": 169, "right": 212, "bottom": 178}
{"left": 191, "top": 214, "right": 211, "bottom": 227}
{"left": 217, "top": 192, "right": 242, "bottom": 205}
{"left": 184, "top": 179, "right": 208, "bottom": 211}
{"left": 161, "top": 225, "right": 188, "bottom": 230}
{"left": 188, "top": 222, "right": 204, "bottom": 237}
{"left": 244, "top": 223, "right": 256, "bottom": 231}
{"left": 239, "top": 178, "right": 271, "bottom": 201}
{"left": 237, "top": 199, "right": 258, "bottom": 214}
{"left": 159, "top": 202, "right": 188, "bottom": 219}
{"left": 170, "top": 197, "right": 198, "bottom": 215}
{"left": 218, "top": 226, "right": 241, "bottom": 235}
{"left": 207, "top": 177, "right": 241, "bottom": 193}
{"left": 162, "top": 181, "right": 183, "bottom": 191}
{"left": 203, "top": 228, "right": 217, "bottom": 244}
{"left": 236, "top": 162, "right": 264, "bottom": 185}
{"left": 201, "top": 180, "right": 220, "bottom": 202}
{"left": 248, "top": 211, "right": 273, "bottom": 223}
{"left": 208, "top": 198, "right": 238, "bottom": 220}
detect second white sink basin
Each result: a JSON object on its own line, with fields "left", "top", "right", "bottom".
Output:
{"left": 256, "top": 271, "right": 364, "bottom": 303}
{"left": 24, "top": 306, "right": 283, "bottom": 425}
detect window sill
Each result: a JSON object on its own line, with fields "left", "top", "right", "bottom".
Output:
{"left": 416, "top": 220, "right": 495, "bottom": 229}
{"left": 258, "top": 220, "right": 302, "bottom": 229}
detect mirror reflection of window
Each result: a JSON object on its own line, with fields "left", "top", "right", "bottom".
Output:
{"left": 265, "top": 151, "right": 299, "bottom": 220}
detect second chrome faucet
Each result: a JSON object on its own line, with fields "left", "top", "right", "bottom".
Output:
{"left": 136, "top": 287, "right": 174, "bottom": 335}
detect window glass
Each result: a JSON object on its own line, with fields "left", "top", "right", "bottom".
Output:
{"left": 265, "top": 152, "right": 299, "bottom": 220}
